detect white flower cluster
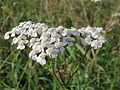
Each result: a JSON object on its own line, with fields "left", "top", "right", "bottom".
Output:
{"left": 4, "top": 21, "right": 106, "bottom": 65}
{"left": 78, "top": 26, "right": 106, "bottom": 49}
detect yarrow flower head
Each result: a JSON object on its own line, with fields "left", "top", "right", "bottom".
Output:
{"left": 4, "top": 21, "right": 106, "bottom": 65}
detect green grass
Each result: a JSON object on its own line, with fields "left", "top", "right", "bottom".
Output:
{"left": 0, "top": 0, "right": 120, "bottom": 89}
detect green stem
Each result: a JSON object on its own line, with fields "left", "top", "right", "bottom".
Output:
{"left": 50, "top": 59, "right": 65, "bottom": 89}
{"left": 45, "top": 65, "right": 65, "bottom": 89}
{"left": 56, "top": 64, "right": 64, "bottom": 83}
{"left": 66, "top": 48, "right": 90, "bottom": 84}
{"left": 52, "top": 70, "right": 65, "bottom": 89}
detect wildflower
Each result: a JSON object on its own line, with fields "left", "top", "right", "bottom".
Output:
{"left": 4, "top": 21, "right": 106, "bottom": 65}
{"left": 55, "top": 42, "right": 65, "bottom": 52}
{"left": 70, "top": 27, "right": 80, "bottom": 36}
{"left": 61, "top": 29, "right": 70, "bottom": 36}
{"left": 11, "top": 32, "right": 16, "bottom": 37}
{"left": 4, "top": 32, "right": 10, "bottom": 39}
{"left": 46, "top": 48, "right": 59, "bottom": 58}
{"left": 81, "top": 37, "right": 92, "bottom": 46}
{"left": 36, "top": 52, "right": 47, "bottom": 65}
{"left": 91, "top": 40, "right": 103, "bottom": 49}
{"left": 17, "top": 40, "right": 26, "bottom": 50}
{"left": 29, "top": 38, "right": 40, "bottom": 47}
{"left": 29, "top": 50, "right": 38, "bottom": 60}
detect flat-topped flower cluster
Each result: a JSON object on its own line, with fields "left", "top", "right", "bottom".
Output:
{"left": 4, "top": 21, "right": 106, "bottom": 65}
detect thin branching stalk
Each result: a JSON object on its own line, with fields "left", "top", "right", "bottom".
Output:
{"left": 54, "top": 59, "right": 65, "bottom": 89}
{"left": 45, "top": 65, "right": 65, "bottom": 89}
{"left": 52, "top": 70, "right": 65, "bottom": 89}
{"left": 56, "top": 64, "right": 64, "bottom": 83}
{"left": 66, "top": 48, "right": 90, "bottom": 84}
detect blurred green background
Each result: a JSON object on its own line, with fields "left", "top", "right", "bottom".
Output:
{"left": 0, "top": 0, "right": 120, "bottom": 89}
